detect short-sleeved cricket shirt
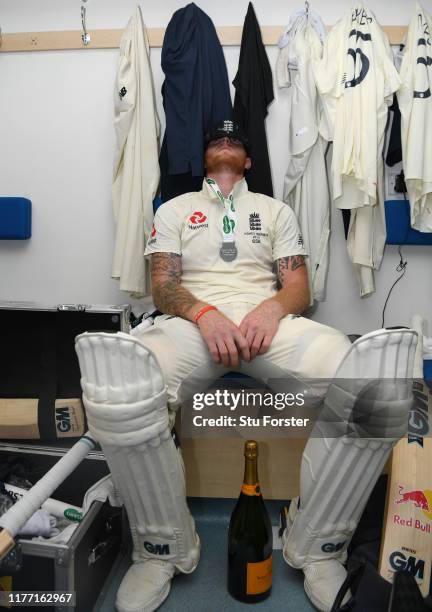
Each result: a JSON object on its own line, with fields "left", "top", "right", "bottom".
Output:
{"left": 144, "top": 178, "right": 307, "bottom": 307}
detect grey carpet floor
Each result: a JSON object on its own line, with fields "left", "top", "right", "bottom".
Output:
{"left": 95, "top": 498, "right": 314, "bottom": 612}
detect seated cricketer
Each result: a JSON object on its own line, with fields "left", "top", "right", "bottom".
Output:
{"left": 75, "top": 121, "right": 415, "bottom": 612}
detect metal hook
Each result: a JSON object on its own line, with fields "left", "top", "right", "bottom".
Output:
{"left": 305, "top": 0, "right": 310, "bottom": 20}
{"left": 81, "top": 4, "right": 90, "bottom": 46}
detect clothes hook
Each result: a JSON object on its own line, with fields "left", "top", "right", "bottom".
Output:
{"left": 305, "top": 1, "right": 310, "bottom": 20}
{"left": 81, "top": 3, "right": 91, "bottom": 46}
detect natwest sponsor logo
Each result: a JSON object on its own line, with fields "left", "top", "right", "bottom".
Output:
{"left": 188, "top": 211, "right": 208, "bottom": 230}
{"left": 147, "top": 223, "right": 157, "bottom": 245}
{"left": 189, "top": 211, "right": 207, "bottom": 224}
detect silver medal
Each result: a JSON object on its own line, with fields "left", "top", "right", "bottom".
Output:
{"left": 220, "top": 241, "right": 238, "bottom": 262}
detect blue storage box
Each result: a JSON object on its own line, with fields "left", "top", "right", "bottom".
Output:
{"left": 385, "top": 199, "right": 432, "bottom": 245}
{"left": 153, "top": 195, "right": 163, "bottom": 213}
{"left": 425, "top": 360, "right": 432, "bottom": 382}
{"left": 0, "top": 197, "right": 32, "bottom": 239}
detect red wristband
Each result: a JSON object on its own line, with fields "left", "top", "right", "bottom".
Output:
{"left": 194, "top": 305, "right": 217, "bottom": 324}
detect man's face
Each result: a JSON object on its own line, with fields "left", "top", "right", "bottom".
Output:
{"left": 205, "top": 136, "right": 251, "bottom": 174}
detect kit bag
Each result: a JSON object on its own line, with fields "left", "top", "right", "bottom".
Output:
{"left": 331, "top": 476, "right": 432, "bottom": 611}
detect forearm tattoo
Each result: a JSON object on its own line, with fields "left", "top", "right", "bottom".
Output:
{"left": 151, "top": 253, "right": 197, "bottom": 316}
{"left": 275, "top": 255, "right": 306, "bottom": 286}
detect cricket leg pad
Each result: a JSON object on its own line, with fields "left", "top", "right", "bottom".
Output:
{"left": 282, "top": 330, "right": 417, "bottom": 609}
{"left": 282, "top": 498, "right": 351, "bottom": 611}
{"left": 282, "top": 438, "right": 395, "bottom": 610}
{"left": 75, "top": 333, "right": 200, "bottom": 611}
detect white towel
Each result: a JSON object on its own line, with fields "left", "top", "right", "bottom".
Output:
{"left": 19, "top": 509, "right": 58, "bottom": 538}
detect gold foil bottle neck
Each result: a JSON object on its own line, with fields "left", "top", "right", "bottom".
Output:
{"left": 244, "top": 440, "right": 258, "bottom": 460}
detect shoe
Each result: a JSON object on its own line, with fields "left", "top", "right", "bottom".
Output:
{"left": 116, "top": 559, "right": 176, "bottom": 612}
{"left": 281, "top": 499, "right": 351, "bottom": 611}
{"left": 303, "top": 559, "right": 350, "bottom": 612}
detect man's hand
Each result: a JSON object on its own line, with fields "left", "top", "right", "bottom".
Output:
{"left": 239, "top": 254, "right": 310, "bottom": 359}
{"left": 238, "top": 254, "right": 310, "bottom": 359}
{"left": 151, "top": 252, "right": 250, "bottom": 367}
{"left": 196, "top": 310, "right": 250, "bottom": 368}
{"left": 239, "top": 300, "right": 284, "bottom": 359}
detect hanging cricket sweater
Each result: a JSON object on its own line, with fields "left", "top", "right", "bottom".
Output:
{"left": 278, "top": 21, "right": 330, "bottom": 303}
{"left": 398, "top": 3, "right": 432, "bottom": 232}
{"left": 313, "top": 4, "right": 400, "bottom": 296}
{"left": 111, "top": 7, "right": 160, "bottom": 297}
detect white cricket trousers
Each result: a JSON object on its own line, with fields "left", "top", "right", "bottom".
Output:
{"left": 135, "top": 303, "right": 351, "bottom": 408}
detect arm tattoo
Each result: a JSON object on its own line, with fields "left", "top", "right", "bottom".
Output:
{"left": 151, "top": 252, "right": 181, "bottom": 282}
{"left": 275, "top": 255, "right": 306, "bottom": 286}
{"left": 151, "top": 253, "right": 198, "bottom": 317}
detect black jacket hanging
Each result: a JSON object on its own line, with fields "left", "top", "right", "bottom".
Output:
{"left": 160, "top": 3, "right": 233, "bottom": 202}
{"left": 386, "top": 95, "right": 403, "bottom": 167}
{"left": 233, "top": 2, "right": 274, "bottom": 197}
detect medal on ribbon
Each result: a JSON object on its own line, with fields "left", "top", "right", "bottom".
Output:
{"left": 206, "top": 178, "right": 238, "bottom": 262}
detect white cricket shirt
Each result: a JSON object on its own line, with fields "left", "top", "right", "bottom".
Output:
{"left": 144, "top": 179, "right": 307, "bottom": 307}
{"left": 398, "top": 3, "right": 432, "bottom": 232}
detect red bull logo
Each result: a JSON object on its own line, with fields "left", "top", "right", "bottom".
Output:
{"left": 396, "top": 485, "right": 432, "bottom": 520}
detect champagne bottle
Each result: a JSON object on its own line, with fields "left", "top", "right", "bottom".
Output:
{"left": 227, "top": 440, "right": 273, "bottom": 602}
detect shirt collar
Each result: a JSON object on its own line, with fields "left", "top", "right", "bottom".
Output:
{"left": 202, "top": 177, "right": 249, "bottom": 201}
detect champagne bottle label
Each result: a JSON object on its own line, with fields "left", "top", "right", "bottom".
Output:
{"left": 246, "top": 556, "right": 273, "bottom": 595}
{"left": 241, "top": 483, "right": 261, "bottom": 496}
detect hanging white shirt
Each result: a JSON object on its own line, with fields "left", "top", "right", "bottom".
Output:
{"left": 278, "top": 23, "right": 330, "bottom": 302}
{"left": 398, "top": 3, "right": 432, "bottom": 232}
{"left": 313, "top": 4, "right": 400, "bottom": 296}
{"left": 111, "top": 6, "right": 160, "bottom": 297}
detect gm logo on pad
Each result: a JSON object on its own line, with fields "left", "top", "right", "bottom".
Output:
{"left": 144, "top": 541, "right": 170, "bottom": 555}
{"left": 321, "top": 541, "right": 346, "bottom": 553}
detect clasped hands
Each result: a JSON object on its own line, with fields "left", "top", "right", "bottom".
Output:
{"left": 196, "top": 301, "right": 284, "bottom": 368}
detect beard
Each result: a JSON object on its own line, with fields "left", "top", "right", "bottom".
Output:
{"left": 204, "top": 148, "right": 248, "bottom": 175}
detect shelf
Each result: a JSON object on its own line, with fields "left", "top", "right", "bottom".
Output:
{"left": 0, "top": 25, "right": 407, "bottom": 53}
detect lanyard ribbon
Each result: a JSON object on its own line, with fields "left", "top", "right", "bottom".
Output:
{"left": 205, "top": 178, "right": 237, "bottom": 243}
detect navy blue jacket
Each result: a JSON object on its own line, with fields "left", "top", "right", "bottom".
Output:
{"left": 160, "top": 3, "right": 232, "bottom": 201}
